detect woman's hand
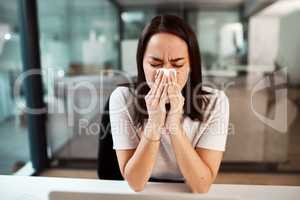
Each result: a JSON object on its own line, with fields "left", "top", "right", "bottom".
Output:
{"left": 144, "top": 70, "right": 168, "bottom": 138}
{"left": 165, "top": 71, "right": 185, "bottom": 134}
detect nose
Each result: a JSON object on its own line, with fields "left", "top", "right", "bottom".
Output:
{"left": 163, "top": 62, "right": 173, "bottom": 69}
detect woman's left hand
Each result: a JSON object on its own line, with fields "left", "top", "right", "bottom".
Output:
{"left": 165, "top": 71, "right": 185, "bottom": 134}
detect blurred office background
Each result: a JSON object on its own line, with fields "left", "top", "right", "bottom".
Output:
{"left": 0, "top": 0, "right": 300, "bottom": 185}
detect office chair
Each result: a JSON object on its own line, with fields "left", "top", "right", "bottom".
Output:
{"left": 97, "top": 95, "right": 183, "bottom": 183}
{"left": 97, "top": 96, "right": 123, "bottom": 180}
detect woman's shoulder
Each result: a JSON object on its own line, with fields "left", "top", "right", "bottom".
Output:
{"left": 197, "top": 86, "right": 229, "bottom": 121}
{"left": 110, "top": 86, "right": 134, "bottom": 101}
{"left": 109, "top": 86, "right": 135, "bottom": 110}
{"left": 201, "top": 86, "right": 229, "bottom": 104}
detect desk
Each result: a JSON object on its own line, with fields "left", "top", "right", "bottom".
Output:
{"left": 0, "top": 175, "right": 299, "bottom": 200}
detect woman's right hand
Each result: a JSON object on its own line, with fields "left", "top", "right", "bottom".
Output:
{"left": 144, "top": 70, "right": 168, "bottom": 134}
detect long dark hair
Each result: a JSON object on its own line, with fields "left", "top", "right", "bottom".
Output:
{"left": 121, "top": 14, "right": 209, "bottom": 129}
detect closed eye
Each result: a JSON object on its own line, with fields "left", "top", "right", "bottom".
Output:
{"left": 173, "top": 64, "right": 184, "bottom": 68}
{"left": 150, "top": 63, "right": 162, "bottom": 67}
{"left": 150, "top": 63, "right": 183, "bottom": 68}
{"left": 172, "top": 62, "right": 185, "bottom": 68}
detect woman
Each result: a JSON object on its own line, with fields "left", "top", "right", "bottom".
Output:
{"left": 109, "top": 14, "right": 229, "bottom": 193}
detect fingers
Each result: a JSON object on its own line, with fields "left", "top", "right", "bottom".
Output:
{"left": 170, "top": 71, "right": 180, "bottom": 90}
{"left": 153, "top": 73, "right": 167, "bottom": 105}
{"left": 147, "top": 70, "right": 167, "bottom": 107}
{"left": 147, "top": 69, "right": 178, "bottom": 109}
{"left": 167, "top": 74, "right": 175, "bottom": 94}
{"left": 170, "top": 70, "right": 176, "bottom": 83}
{"left": 167, "top": 71, "right": 180, "bottom": 103}
{"left": 149, "top": 70, "right": 163, "bottom": 96}
{"left": 159, "top": 80, "right": 168, "bottom": 105}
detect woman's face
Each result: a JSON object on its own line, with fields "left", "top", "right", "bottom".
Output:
{"left": 143, "top": 32, "right": 190, "bottom": 91}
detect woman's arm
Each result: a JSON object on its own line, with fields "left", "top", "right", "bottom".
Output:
{"left": 169, "top": 127, "right": 223, "bottom": 193}
{"left": 116, "top": 123, "right": 162, "bottom": 192}
{"left": 115, "top": 70, "right": 168, "bottom": 192}
{"left": 166, "top": 72, "right": 225, "bottom": 193}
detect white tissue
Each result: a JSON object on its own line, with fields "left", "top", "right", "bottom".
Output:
{"left": 156, "top": 68, "right": 176, "bottom": 77}
{"left": 155, "top": 68, "right": 176, "bottom": 104}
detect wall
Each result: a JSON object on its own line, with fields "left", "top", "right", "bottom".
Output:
{"left": 277, "top": 10, "right": 300, "bottom": 85}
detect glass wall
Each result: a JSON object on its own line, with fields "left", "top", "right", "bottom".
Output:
{"left": 188, "top": 11, "right": 246, "bottom": 70}
{"left": 0, "top": 0, "right": 30, "bottom": 174}
{"left": 37, "top": 0, "right": 121, "bottom": 161}
{"left": 120, "top": 9, "right": 246, "bottom": 74}
{"left": 121, "top": 10, "right": 157, "bottom": 39}
{"left": 38, "top": 0, "right": 120, "bottom": 76}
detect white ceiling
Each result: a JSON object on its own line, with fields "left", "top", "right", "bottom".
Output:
{"left": 258, "top": 0, "right": 300, "bottom": 16}
{"left": 114, "top": 0, "right": 245, "bottom": 9}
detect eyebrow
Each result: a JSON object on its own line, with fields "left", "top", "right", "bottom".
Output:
{"left": 149, "top": 56, "right": 184, "bottom": 62}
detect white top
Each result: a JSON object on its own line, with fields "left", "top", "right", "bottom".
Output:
{"left": 109, "top": 86, "right": 230, "bottom": 180}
